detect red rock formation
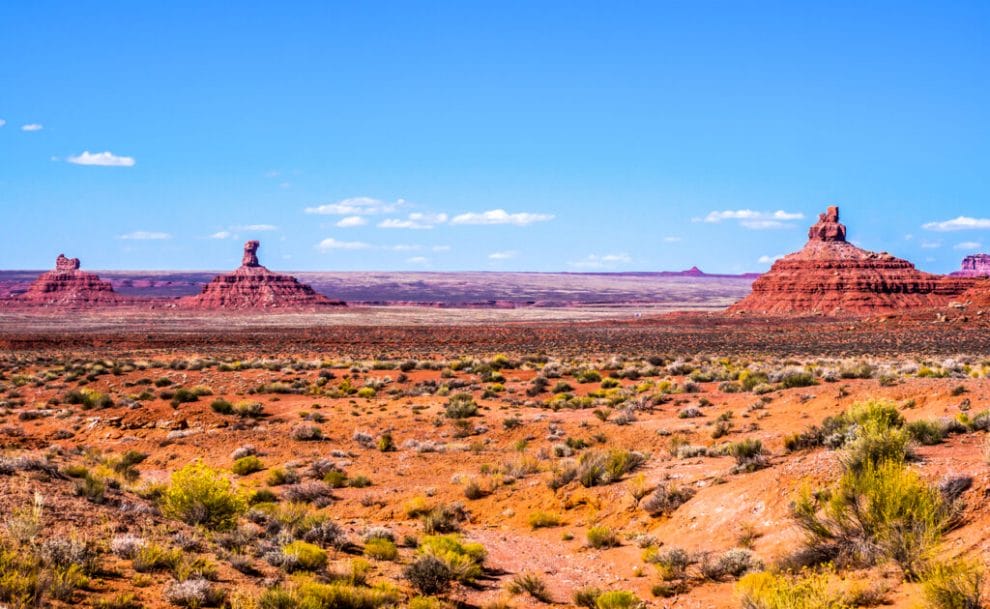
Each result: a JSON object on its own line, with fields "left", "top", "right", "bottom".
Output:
{"left": 16, "top": 254, "right": 122, "bottom": 306}
{"left": 729, "top": 206, "right": 974, "bottom": 315}
{"left": 951, "top": 254, "right": 990, "bottom": 278}
{"left": 183, "top": 241, "right": 342, "bottom": 309}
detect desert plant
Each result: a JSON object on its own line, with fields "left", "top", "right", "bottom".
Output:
{"left": 364, "top": 538, "right": 398, "bottom": 561}
{"left": 404, "top": 555, "right": 454, "bottom": 596}
{"left": 231, "top": 456, "right": 264, "bottom": 476}
{"left": 507, "top": 572, "right": 553, "bottom": 603}
{"left": 736, "top": 570, "right": 847, "bottom": 609}
{"left": 586, "top": 525, "right": 619, "bottom": 549}
{"left": 160, "top": 461, "right": 247, "bottom": 530}
{"left": 792, "top": 459, "right": 950, "bottom": 579}
{"left": 528, "top": 510, "right": 562, "bottom": 529}
{"left": 921, "top": 558, "right": 984, "bottom": 609}
{"left": 642, "top": 483, "right": 696, "bottom": 517}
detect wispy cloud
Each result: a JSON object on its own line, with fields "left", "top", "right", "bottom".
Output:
{"left": 921, "top": 240, "right": 942, "bottom": 249}
{"left": 406, "top": 256, "right": 429, "bottom": 264}
{"left": 305, "top": 197, "right": 405, "bottom": 216}
{"left": 452, "top": 209, "right": 554, "bottom": 226}
{"left": 569, "top": 253, "right": 632, "bottom": 269}
{"left": 488, "top": 250, "right": 518, "bottom": 260}
{"left": 954, "top": 241, "right": 983, "bottom": 251}
{"left": 232, "top": 224, "right": 277, "bottom": 232}
{"left": 209, "top": 231, "right": 232, "bottom": 240}
{"left": 67, "top": 150, "right": 136, "bottom": 167}
{"left": 316, "top": 238, "right": 372, "bottom": 252}
{"left": 336, "top": 216, "right": 368, "bottom": 228}
{"left": 21, "top": 123, "right": 43, "bottom": 132}
{"left": 432, "top": 245, "right": 452, "bottom": 252}
{"left": 698, "top": 209, "right": 804, "bottom": 230}
{"left": 923, "top": 216, "right": 990, "bottom": 232}
{"left": 662, "top": 236, "right": 682, "bottom": 243}
{"left": 0, "top": 119, "right": 6, "bottom": 128}
{"left": 118, "top": 230, "right": 171, "bottom": 240}
{"left": 758, "top": 254, "right": 784, "bottom": 264}
{"left": 384, "top": 244, "right": 421, "bottom": 252}
{"left": 378, "top": 212, "right": 448, "bottom": 230}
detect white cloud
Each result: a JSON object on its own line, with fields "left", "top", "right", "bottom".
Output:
{"left": 954, "top": 241, "right": 983, "bottom": 251}
{"left": 209, "top": 231, "right": 232, "bottom": 240}
{"left": 305, "top": 197, "right": 405, "bottom": 216}
{"left": 0, "top": 119, "right": 5, "bottom": 127}
{"left": 698, "top": 209, "right": 804, "bottom": 230}
{"left": 316, "top": 238, "right": 372, "bottom": 252}
{"left": 923, "top": 216, "right": 990, "bottom": 231}
{"left": 921, "top": 240, "right": 942, "bottom": 249}
{"left": 488, "top": 250, "right": 518, "bottom": 260}
{"left": 569, "top": 253, "right": 632, "bottom": 269}
{"left": 758, "top": 254, "right": 784, "bottom": 264}
{"left": 384, "top": 244, "right": 421, "bottom": 252}
{"left": 118, "top": 230, "right": 171, "bottom": 240}
{"left": 451, "top": 209, "right": 554, "bottom": 226}
{"left": 67, "top": 150, "right": 136, "bottom": 167}
{"left": 21, "top": 123, "right": 43, "bottom": 132}
{"left": 378, "top": 212, "right": 448, "bottom": 230}
{"left": 232, "top": 224, "right": 277, "bottom": 232}
{"left": 336, "top": 216, "right": 368, "bottom": 228}
{"left": 406, "top": 256, "right": 429, "bottom": 264}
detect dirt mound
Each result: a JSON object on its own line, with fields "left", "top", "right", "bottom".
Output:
{"left": 181, "top": 240, "right": 343, "bottom": 309}
{"left": 729, "top": 206, "right": 973, "bottom": 315}
{"left": 13, "top": 254, "right": 122, "bottom": 307}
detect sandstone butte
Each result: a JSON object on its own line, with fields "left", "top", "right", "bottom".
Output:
{"left": 952, "top": 253, "right": 990, "bottom": 277}
{"left": 14, "top": 254, "right": 122, "bottom": 307}
{"left": 728, "top": 206, "right": 975, "bottom": 315}
{"left": 181, "top": 240, "right": 342, "bottom": 309}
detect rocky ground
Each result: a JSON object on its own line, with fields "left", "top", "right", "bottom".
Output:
{"left": 1, "top": 313, "right": 990, "bottom": 608}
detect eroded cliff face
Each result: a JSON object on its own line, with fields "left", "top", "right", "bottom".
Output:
{"left": 952, "top": 254, "right": 990, "bottom": 278}
{"left": 16, "top": 255, "right": 122, "bottom": 307}
{"left": 182, "top": 241, "right": 342, "bottom": 310}
{"left": 729, "top": 207, "right": 973, "bottom": 315}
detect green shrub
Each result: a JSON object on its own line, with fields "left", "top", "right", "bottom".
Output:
{"left": 586, "top": 526, "right": 619, "bottom": 549}
{"left": 736, "top": 570, "right": 847, "bottom": 609}
{"left": 445, "top": 393, "right": 478, "bottom": 419}
{"left": 417, "top": 534, "right": 486, "bottom": 583}
{"left": 364, "top": 538, "right": 398, "bottom": 561}
{"left": 259, "top": 580, "right": 400, "bottom": 609}
{"left": 231, "top": 456, "right": 265, "bottom": 476}
{"left": 132, "top": 543, "right": 183, "bottom": 573}
{"left": 281, "top": 540, "right": 327, "bottom": 571}
{"left": 160, "top": 461, "right": 246, "bottom": 530}
{"left": 907, "top": 420, "right": 947, "bottom": 446}
{"left": 594, "top": 590, "right": 642, "bottom": 609}
{"left": 404, "top": 556, "right": 453, "bottom": 596}
{"left": 921, "top": 559, "right": 984, "bottom": 609}
{"left": 507, "top": 572, "right": 552, "bottom": 603}
{"left": 210, "top": 399, "right": 233, "bottom": 414}
{"left": 793, "top": 460, "right": 949, "bottom": 579}
{"left": 781, "top": 372, "right": 818, "bottom": 389}
{"left": 528, "top": 510, "right": 562, "bottom": 529}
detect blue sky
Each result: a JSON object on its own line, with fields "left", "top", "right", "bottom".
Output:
{"left": 1, "top": 1, "right": 988, "bottom": 273}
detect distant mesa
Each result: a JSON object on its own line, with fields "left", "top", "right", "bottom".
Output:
{"left": 182, "top": 240, "right": 343, "bottom": 309}
{"left": 15, "top": 254, "right": 122, "bottom": 307}
{"left": 951, "top": 253, "right": 990, "bottom": 278}
{"left": 729, "top": 206, "right": 974, "bottom": 315}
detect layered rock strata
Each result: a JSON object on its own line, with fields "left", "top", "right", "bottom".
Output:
{"left": 183, "top": 241, "right": 341, "bottom": 309}
{"left": 729, "top": 207, "right": 972, "bottom": 315}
